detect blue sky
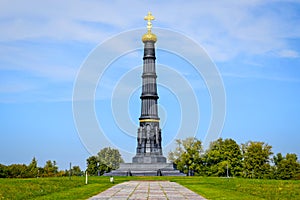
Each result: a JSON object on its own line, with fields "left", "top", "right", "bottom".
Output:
{"left": 1, "top": 0, "right": 300, "bottom": 170}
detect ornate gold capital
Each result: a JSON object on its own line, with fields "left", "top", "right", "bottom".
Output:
{"left": 139, "top": 119, "right": 160, "bottom": 123}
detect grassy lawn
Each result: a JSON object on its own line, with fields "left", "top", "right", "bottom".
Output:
{"left": 170, "top": 177, "right": 300, "bottom": 200}
{"left": 0, "top": 176, "right": 130, "bottom": 200}
{"left": 0, "top": 176, "right": 299, "bottom": 199}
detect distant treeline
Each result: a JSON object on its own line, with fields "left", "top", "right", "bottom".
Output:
{"left": 169, "top": 137, "right": 300, "bottom": 180}
{"left": 0, "top": 158, "right": 83, "bottom": 178}
{"left": 1, "top": 138, "right": 299, "bottom": 180}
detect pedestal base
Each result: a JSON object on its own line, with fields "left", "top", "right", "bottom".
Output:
{"left": 104, "top": 163, "right": 185, "bottom": 176}
{"left": 132, "top": 154, "right": 166, "bottom": 163}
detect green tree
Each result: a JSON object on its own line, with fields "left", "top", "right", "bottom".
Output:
{"left": 273, "top": 153, "right": 300, "bottom": 180}
{"left": 97, "top": 147, "right": 124, "bottom": 171}
{"left": 273, "top": 153, "right": 284, "bottom": 166}
{"left": 0, "top": 164, "right": 8, "bottom": 178}
{"left": 86, "top": 156, "right": 100, "bottom": 176}
{"left": 43, "top": 160, "right": 58, "bottom": 177}
{"left": 28, "top": 157, "right": 38, "bottom": 178}
{"left": 38, "top": 167, "right": 44, "bottom": 177}
{"left": 242, "top": 141, "right": 273, "bottom": 179}
{"left": 86, "top": 155, "right": 113, "bottom": 176}
{"left": 204, "top": 138, "right": 243, "bottom": 177}
{"left": 7, "top": 164, "right": 29, "bottom": 178}
{"left": 168, "top": 137, "right": 203, "bottom": 175}
{"left": 72, "top": 165, "right": 83, "bottom": 176}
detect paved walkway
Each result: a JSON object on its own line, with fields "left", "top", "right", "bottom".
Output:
{"left": 89, "top": 181, "right": 207, "bottom": 200}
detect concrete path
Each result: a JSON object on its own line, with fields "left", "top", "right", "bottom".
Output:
{"left": 89, "top": 181, "right": 207, "bottom": 200}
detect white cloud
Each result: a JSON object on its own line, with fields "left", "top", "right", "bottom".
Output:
{"left": 277, "top": 49, "right": 299, "bottom": 58}
{"left": 1, "top": 0, "right": 299, "bottom": 60}
{"left": 153, "top": 1, "right": 300, "bottom": 61}
{"left": 1, "top": 0, "right": 300, "bottom": 102}
{"left": 0, "top": 43, "right": 78, "bottom": 82}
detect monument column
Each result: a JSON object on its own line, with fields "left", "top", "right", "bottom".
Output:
{"left": 133, "top": 12, "right": 166, "bottom": 163}
{"left": 104, "top": 12, "right": 184, "bottom": 176}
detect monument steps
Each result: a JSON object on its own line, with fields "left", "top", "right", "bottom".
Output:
{"left": 104, "top": 163, "right": 185, "bottom": 176}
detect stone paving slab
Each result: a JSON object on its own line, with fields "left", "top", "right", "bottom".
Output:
{"left": 89, "top": 181, "right": 206, "bottom": 200}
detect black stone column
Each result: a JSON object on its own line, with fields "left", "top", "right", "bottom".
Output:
{"left": 132, "top": 39, "right": 166, "bottom": 163}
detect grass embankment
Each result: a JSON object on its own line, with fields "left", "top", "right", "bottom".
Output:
{"left": 0, "top": 176, "right": 299, "bottom": 199}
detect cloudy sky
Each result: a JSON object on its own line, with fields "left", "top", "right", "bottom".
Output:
{"left": 1, "top": 0, "right": 300, "bottom": 170}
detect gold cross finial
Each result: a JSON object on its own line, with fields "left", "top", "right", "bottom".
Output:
{"left": 144, "top": 12, "right": 155, "bottom": 32}
{"left": 142, "top": 12, "right": 157, "bottom": 42}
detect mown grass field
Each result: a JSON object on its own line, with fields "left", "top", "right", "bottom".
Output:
{"left": 0, "top": 176, "right": 299, "bottom": 199}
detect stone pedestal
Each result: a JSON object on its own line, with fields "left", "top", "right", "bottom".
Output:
{"left": 132, "top": 155, "right": 166, "bottom": 164}
{"left": 104, "top": 163, "right": 185, "bottom": 176}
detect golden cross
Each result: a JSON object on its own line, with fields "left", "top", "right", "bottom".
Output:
{"left": 144, "top": 12, "right": 155, "bottom": 32}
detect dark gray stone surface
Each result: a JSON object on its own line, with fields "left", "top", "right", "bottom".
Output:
{"left": 105, "top": 163, "right": 185, "bottom": 176}
{"left": 133, "top": 40, "right": 166, "bottom": 164}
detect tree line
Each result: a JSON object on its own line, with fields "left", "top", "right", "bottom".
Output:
{"left": 86, "top": 147, "right": 124, "bottom": 176}
{"left": 168, "top": 137, "right": 300, "bottom": 180}
{"left": 1, "top": 139, "right": 299, "bottom": 180}
{"left": 0, "top": 147, "right": 123, "bottom": 178}
{"left": 0, "top": 158, "right": 83, "bottom": 178}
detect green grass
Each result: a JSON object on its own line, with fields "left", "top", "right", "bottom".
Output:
{"left": 0, "top": 176, "right": 299, "bottom": 199}
{"left": 170, "top": 177, "right": 300, "bottom": 200}
{"left": 0, "top": 176, "right": 130, "bottom": 200}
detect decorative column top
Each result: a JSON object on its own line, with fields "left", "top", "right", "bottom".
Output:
{"left": 142, "top": 12, "right": 157, "bottom": 43}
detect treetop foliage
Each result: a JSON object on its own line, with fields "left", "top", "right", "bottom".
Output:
{"left": 86, "top": 147, "right": 124, "bottom": 176}
{"left": 97, "top": 147, "right": 124, "bottom": 170}
{"left": 168, "top": 137, "right": 300, "bottom": 180}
